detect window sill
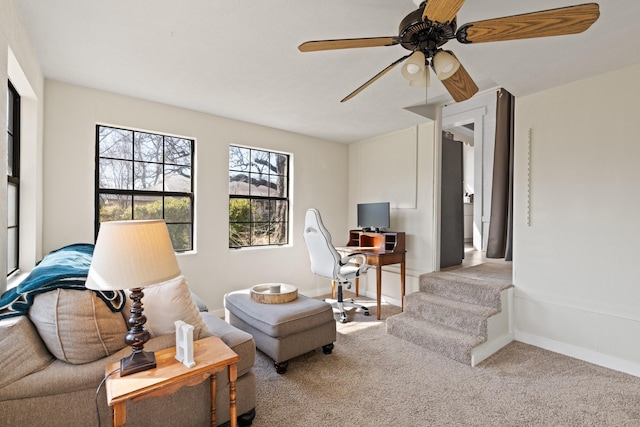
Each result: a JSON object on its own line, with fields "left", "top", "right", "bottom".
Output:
{"left": 6, "top": 270, "right": 29, "bottom": 290}
{"left": 176, "top": 250, "right": 197, "bottom": 258}
{"left": 229, "top": 244, "right": 292, "bottom": 252}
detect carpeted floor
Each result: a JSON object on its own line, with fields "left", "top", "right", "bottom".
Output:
{"left": 250, "top": 295, "right": 640, "bottom": 426}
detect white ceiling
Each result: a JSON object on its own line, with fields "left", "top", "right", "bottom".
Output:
{"left": 14, "top": 0, "right": 640, "bottom": 143}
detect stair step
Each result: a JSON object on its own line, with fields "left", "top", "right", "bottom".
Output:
{"left": 386, "top": 313, "right": 485, "bottom": 365}
{"left": 404, "top": 292, "right": 498, "bottom": 337}
{"left": 419, "top": 272, "right": 510, "bottom": 309}
{"left": 389, "top": 264, "right": 513, "bottom": 366}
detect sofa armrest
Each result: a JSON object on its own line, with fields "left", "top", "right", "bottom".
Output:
{"left": 0, "top": 333, "right": 179, "bottom": 401}
{"left": 200, "top": 312, "right": 255, "bottom": 376}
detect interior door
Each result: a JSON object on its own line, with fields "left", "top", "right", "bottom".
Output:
{"left": 440, "top": 131, "right": 464, "bottom": 268}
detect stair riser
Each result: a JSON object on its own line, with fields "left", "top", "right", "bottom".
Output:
{"left": 387, "top": 317, "right": 479, "bottom": 365}
{"left": 419, "top": 277, "right": 501, "bottom": 309}
{"left": 404, "top": 298, "right": 488, "bottom": 337}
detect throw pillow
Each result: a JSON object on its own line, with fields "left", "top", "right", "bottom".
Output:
{"left": 122, "top": 275, "right": 208, "bottom": 338}
{"left": 0, "top": 316, "right": 54, "bottom": 387}
{"left": 28, "top": 289, "right": 128, "bottom": 364}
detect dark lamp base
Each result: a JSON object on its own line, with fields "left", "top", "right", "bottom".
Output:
{"left": 120, "top": 350, "right": 157, "bottom": 376}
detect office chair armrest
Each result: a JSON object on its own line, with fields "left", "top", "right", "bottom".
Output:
{"left": 340, "top": 252, "right": 368, "bottom": 270}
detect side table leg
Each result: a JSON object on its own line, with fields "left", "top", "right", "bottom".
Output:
{"left": 112, "top": 402, "right": 126, "bottom": 427}
{"left": 376, "top": 266, "right": 382, "bottom": 320}
{"left": 229, "top": 363, "right": 238, "bottom": 427}
{"left": 210, "top": 374, "right": 217, "bottom": 427}
{"left": 401, "top": 258, "right": 406, "bottom": 311}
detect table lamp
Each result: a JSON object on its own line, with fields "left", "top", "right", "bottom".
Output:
{"left": 85, "top": 219, "right": 181, "bottom": 376}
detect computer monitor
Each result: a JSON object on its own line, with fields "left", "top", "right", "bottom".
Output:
{"left": 357, "top": 202, "right": 390, "bottom": 232}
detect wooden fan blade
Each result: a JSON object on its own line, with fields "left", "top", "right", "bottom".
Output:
{"left": 457, "top": 3, "right": 600, "bottom": 44}
{"left": 341, "top": 55, "right": 410, "bottom": 103}
{"left": 438, "top": 57, "right": 479, "bottom": 103}
{"left": 422, "top": 0, "right": 466, "bottom": 23}
{"left": 298, "top": 37, "right": 399, "bottom": 52}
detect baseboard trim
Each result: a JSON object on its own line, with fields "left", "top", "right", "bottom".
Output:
{"left": 301, "top": 288, "right": 331, "bottom": 298}
{"left": 361, "top": 289, "right": 402, "bottom": 308}
{"left": 515, "top": 330, "right": 640, "bottom": 378}
{"left": 471, "top": 332, "right": 514, "bottom": 367}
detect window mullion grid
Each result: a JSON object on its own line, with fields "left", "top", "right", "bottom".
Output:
{"left": 96, "top": 125, "right": 194, "bottom": 251}
{"left": 228, "top": 146, "right": 289, "bottom": 248}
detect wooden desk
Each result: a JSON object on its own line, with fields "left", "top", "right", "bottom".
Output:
{"left": 340, "top": 230, "right": 406, "bottom": 320}
{"left": 105, "top": 336, "right": 240, "bottom": 427}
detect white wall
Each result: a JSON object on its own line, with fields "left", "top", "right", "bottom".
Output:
{"left": 349, "top": 126, "right": 418, "bottom": 209}
{"left": 348, "top": 122, "right": 437, "bottom": 305}
{"left": 42, "top": 81, "right": 349, "bottom": 313}
{"left": 513, "top": 63, "right": 640, "bottom": 376}
{"left": 0, "top": 0, "right": 45, "bottom": 293}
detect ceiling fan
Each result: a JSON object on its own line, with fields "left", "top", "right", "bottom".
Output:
{"left": 298, "top": 1, "right": 600, "bottom": 103}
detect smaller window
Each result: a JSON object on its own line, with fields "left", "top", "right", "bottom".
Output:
{"left": 229, "top": 145, "right": 290, "bottom": 248}
{"left": 7, "top": 81, "right": 20, "bottom": 276}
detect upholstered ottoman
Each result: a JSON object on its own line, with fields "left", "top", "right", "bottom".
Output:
{"left": 224, "top": 289, "right": 336, "bottom": 374}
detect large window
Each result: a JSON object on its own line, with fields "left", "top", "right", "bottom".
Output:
{"left": 96, "top": 125, "right": 194, "bottom": 251}
{"left": 7, "top": 82, "right": 20, "bottom": 276}
{"left": 229, "top": 145, "right": 289, "bottom": 248}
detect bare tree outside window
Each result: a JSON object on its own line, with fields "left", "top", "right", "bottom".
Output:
{"left": 229, "top": 145, "right": 289, "bottom": 248}
{"left": 96, "top": 125, "right": 194, "bottom": 251}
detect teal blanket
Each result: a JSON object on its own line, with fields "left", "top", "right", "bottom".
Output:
{"left": 0, "top": 243, "right": 125, "bottom": 320}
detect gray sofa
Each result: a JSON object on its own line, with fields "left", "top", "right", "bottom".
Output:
{"left": 0, "top": 288, "right": 257, "bottom": 426}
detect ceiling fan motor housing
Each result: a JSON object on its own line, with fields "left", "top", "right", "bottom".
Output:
{"left": 399, "top": 7, "right": 457, "bottom": 59}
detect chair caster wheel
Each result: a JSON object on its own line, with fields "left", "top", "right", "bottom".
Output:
{"left": 339, "top": 314, "right": 348, "bottom": 324}
{"left": 275, "top": 361, "right": 288, "bottom": 374}
{"left": 364, "top": 311, "right": 370, "bottom": 316}
{"left": 322, "top": 343, "right": 334, "bottom": 354}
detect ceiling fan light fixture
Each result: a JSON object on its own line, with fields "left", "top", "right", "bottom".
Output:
{"left": 409, "top": 65, "right": 430, "bottom": 87}
{"left": 401, "top": 51, "right": 426, "bottom": 81}
{"left": 433, "top": 50, "right": 460, "bottom": 80}
{"left": 406, "top": 63, "right": 421, "bottom": 74}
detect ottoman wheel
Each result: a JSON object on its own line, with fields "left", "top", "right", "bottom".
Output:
{"left": 275, "top": 361, "right": 288, "bottom": 374}
{"left": 322, "top": 343, "right": 334, "bottom": 354}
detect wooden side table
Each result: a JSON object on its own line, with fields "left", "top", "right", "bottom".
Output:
{"left": 104, "top": 336, "right": 240, "bottom": 427}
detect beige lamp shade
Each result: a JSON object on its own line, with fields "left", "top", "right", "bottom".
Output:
{"left": 85, "top": 220, "right": 181, "bottom": 291}
{"left": 401, "top": 51, "right": 426, "bottom": 82}
{"left": 409, "top": 65, "right": 431, "bottom": 87}
{"left": 433, "top": 50, "right": 460, "bottom": 80}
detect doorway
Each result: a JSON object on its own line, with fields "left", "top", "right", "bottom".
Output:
{"left": 440, "top": 125, "right": 477, "bottom": 270}
{"left": 440, "top": 130, "right": 464, "bottom": 268}
{"left": 440, "top": 91, "right": 498, "bottom": 268}
{"left": 447, "top": 124, "right": 475, "bottom": 244}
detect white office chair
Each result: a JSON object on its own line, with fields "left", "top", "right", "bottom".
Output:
{"left": 303, "top": 208, "right": 370, "bottom": 323}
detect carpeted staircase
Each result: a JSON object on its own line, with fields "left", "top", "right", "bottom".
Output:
{"left": 386, "top": 263, "right": 513, "bottom": 366}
